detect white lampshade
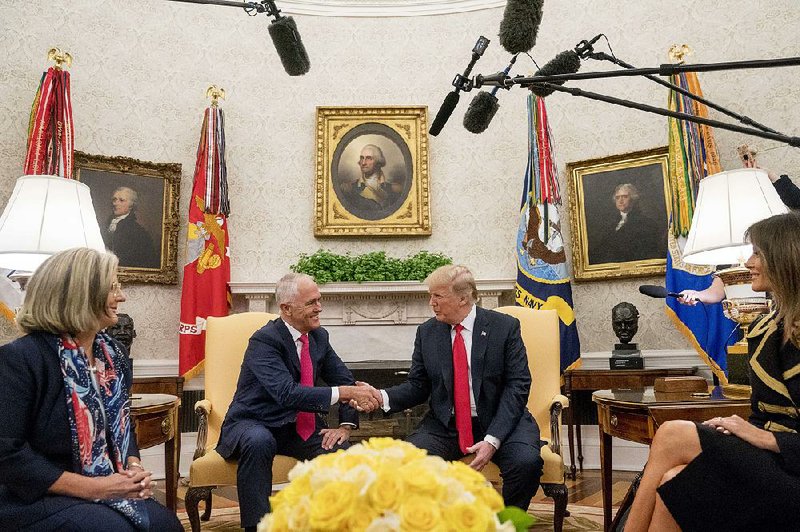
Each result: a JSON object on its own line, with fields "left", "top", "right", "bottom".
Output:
{"left": 683, "top": 168, "right": 788, "bottom": 265}
{"left": 0, "top": 175, "right": 106, "bottom": 272}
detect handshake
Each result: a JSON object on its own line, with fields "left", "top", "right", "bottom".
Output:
{"left": 339, "top": 381, "right": 383, "bottom": 413}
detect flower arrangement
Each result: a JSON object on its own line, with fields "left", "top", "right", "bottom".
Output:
{"left": 258, "top": 438, "right": 533, "bottom": 532}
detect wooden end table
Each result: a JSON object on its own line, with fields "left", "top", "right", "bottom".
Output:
{"left": 131, "top": 393, "right": 181, "bottom": 511}
{"left": 563, "top": 367, "right": 697, "bottom": 479}
{"left": 593, "top": 386, "right": 750, "bottom": 531}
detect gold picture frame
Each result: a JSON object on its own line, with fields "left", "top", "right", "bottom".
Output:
{"left": 567, "top": 146, "right": 671, "bottom": 281}
{"left": 74, "top": 151, "right": 181, "bottom": 284}
{"left": 315, "top": 106, "right": 431, "bottom": 236}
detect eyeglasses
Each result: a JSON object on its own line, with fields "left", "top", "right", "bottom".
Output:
{"left": 111, "top": 282, "right": 123, "bottom": 297}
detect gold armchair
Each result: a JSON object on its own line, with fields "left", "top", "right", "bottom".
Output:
{"left": 184, "top": 312, "right": 298, "bottom": 532}
{"left": 465, "top": 307, "right": 569, "bottom": 531}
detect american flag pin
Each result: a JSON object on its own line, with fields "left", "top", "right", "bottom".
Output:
{"left": 481, "top": 331, "right": 487, "bottom": 336}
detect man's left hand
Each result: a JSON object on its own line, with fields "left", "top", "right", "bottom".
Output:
{"left": 465, "top": 441, "right": 497, "bottom": 471}
{"left": 320, "top": 426, "right": 352, "bottom": 450}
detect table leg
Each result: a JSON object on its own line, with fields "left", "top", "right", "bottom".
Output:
{"left": 567, "top": 403, "right": 577, "bottom": 480}
{"left": 165, "top": 410, "right": 179, "bottom": 511}
{"left": 599, "top": 423, "right": 612, "bottom": 532}
{"left": 576, "top": 421, "right": 584, "bottom": 473}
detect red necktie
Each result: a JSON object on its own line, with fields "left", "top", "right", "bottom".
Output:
{"left": 296, "top": 333, "right": 315, "bottom": 441}
{"left": 452, "top": 324, "right": 473, "bottom": 454}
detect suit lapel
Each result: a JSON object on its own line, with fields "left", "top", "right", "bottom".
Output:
{"left": 438, "top": 321, "right": 454, "bottom": 398}
{"left": 277, "top": 319, "right": 301, "bottom": 375}
{"left": 471, "top": 307, "right": 489, "bottom": 402}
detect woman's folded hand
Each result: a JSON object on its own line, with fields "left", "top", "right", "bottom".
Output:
{"left": 89, "top": 469, "right": 156, "bottom": 500}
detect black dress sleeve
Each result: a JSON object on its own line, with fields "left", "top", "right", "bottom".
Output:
{"left": 773, "top": 175, "right": 800, "bottom": 210}
{"left": 776, "top": 340, "right": 800, "bottom": 474}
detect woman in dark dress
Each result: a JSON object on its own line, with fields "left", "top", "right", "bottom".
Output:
{"left": 0, "top": 248, "right": 181, "bottom": 531}
{"left": 627, "top": 212, "right": 800, "bottom": 531}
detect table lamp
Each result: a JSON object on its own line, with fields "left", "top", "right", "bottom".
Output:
{"left": 682, "top": 168, "right": 788, "bottom": 383}
{"left": 0, "top": 175, "right": 106, "bottom": 285}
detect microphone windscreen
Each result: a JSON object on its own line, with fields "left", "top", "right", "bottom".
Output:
{"left": 529, "top": 49, "right": 581, "bottom": 97}
{"left": 639, "top": 285, "right": 668, "bottom": 298}
{"left": 429, "top": 91, "right": 461, "bottom": 136}
{"left": 463, "top": 91, "right": 499, "bottom": 134}
{"left": 268, "top": 16, "right": 310, "bottom": 76}
{"left": 499, "top": 0, "right": 544, "bottom": 54}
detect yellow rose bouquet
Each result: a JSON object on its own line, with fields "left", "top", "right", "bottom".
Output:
{"left": 258, "top": 438, "right": 534, "bottom": 532}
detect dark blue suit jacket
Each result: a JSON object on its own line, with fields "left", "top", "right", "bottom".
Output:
{"left": 216, "top": 318, "right": 358, "bottom": 458}
{"left": 385, "top": 307, "right": 539, "bottom": 445}
{"left": 0, "top": 332, "right": 138, "bottom": 527}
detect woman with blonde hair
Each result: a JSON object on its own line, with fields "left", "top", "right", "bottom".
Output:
{"left": 626, "top": 212, "right": 800, "bottom": 531}
{"left": 0, "top": 248, "right": 180, "bottom": 531}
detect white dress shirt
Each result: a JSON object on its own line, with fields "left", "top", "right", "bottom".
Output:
{"left": 284, "top": 321, "right": 340, "bottom": 405}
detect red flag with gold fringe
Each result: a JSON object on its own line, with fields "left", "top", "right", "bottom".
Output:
{"left": 179, "top": 104, "right": 231, "bottom": 380}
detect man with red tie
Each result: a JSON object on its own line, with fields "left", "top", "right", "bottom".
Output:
{"left": 379, "top": 265, "right": 543, "bottom": 510}
{"left": 216, "top": 273, "right": 379, "bottom": 532}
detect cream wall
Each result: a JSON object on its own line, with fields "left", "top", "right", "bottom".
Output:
{"left": 1, "top": 0, "right": 798, "bottom": 363}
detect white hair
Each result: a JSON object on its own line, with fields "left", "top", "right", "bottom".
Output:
{"left": 275, "top": 272, "right": 315, "bottom": 305}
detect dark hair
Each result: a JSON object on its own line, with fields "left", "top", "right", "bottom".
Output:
{"left": 746, "top": 212, "right": 800, "bottom": 345}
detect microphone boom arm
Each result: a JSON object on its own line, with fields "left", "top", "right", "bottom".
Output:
{"left": 165, "top": 0, "right": 283, "bottom": 19}
{"left": 529, "top": 81, "right": 800, "bottom": 147}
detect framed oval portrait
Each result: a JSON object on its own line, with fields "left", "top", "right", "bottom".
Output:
{"left": 315, "top": 106, "right": 431, "bottom": 236}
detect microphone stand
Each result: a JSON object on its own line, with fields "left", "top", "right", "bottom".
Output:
{"left": 473, "top": 55, "right": 800, "bottom": 147}
{"left": 582, "top": 50, "right": 780, "bottom": 135}
{"left": 165, "top": 0, "right": 281, "bottom": 17}
{"left": 529, "top": 82, "right": 800, "bottom": 147}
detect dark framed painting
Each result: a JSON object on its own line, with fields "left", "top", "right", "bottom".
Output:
{"left": 315, "top": 106, "right": 431, "bottom": 236}
{"left": 74, "top": 151, "right": 181, "bottom": 284}
{"left": 567, "top": 146, "right": 671, "bottom": 281}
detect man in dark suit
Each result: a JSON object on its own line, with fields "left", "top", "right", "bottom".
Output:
{"left": 216, "top": 273, "right": 379, "bottom": 531}
{"left": 369, "top": 265, "right": 543, "bottom": 510}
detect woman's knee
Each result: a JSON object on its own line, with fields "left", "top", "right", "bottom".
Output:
{"left": 652, "top": 420, "right": 695, "bottom": 451}
{"left": 659, "top": 464, "right": 687, "bottom": 487}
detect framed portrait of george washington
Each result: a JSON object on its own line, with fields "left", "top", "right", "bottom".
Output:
{"left": 567, "top": 146, "right": 671, "bottom": 281}
{"left": 74, "top": 151, "right": 181, "bottom": 284}
{"left": 315, "top": 106, "right": 431, "bottom": 236}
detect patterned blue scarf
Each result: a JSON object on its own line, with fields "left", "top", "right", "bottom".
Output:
{"left": 58, "top": 332, "right": 148, "bottom": 530}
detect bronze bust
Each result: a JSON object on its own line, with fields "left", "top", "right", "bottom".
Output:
{"left": 106, "top": 313, "right": 136, "bottom": 356}
{"left": 612, "top": 302, "right": 639, "bottom": 346}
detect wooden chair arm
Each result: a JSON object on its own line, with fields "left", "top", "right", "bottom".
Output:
{"left": 548, "top": 394, "right": 568, "bottom": 456}
{"left": 193, "top": 399, "right": 212, "bottom": 460}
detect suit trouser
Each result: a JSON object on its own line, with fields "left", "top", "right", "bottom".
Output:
{"left": 233, "top": 421, "right": 349, "bottom": 527}
{"left": 407, "top": 415, "right": 543, "bottom": 510}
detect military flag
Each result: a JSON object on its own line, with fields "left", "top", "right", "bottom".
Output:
{"left": 179, "top": 97, "right": 231, "bottom": 380}
{"left": 515, "top": 94, "right": 581, "bottom": 372}
{"left": 664, "top": 70, "right": 735, "bottom": 383}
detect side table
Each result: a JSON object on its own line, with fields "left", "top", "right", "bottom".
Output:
{"left": 563, "top": 367, "right": 696, "bottom": 479}
{"left": 131, "top": 393, "right": 181, "bottom": 511}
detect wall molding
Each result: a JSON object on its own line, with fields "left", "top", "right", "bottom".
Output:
{"left": 279, "top": 0, "right": 505, "bottom": 17}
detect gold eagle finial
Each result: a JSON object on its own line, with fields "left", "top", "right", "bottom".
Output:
{"left": 206, "top": 85, "right": 226, "bottom": 108}
{"left": 47, "top": 48, "right": 73, "bottom": 70}
{"left": 668, "top": 44, "right": 693, "bottom": 64}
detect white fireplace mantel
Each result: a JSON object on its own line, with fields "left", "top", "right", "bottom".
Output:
{"left": 229, "top": 279, "right": 517, "bottom": 362}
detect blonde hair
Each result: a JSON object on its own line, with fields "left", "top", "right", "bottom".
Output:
{"left": 424, "top": 264, "right": 477, "bottom": 303}
{"left": 17, "top": 248, "right": 119, "bottom": 336}
{"left": 746, "top": 212, "right": 800, "bottom": 346}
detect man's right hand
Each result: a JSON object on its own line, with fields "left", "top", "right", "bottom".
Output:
{"left": 340, "top": 381, "right": 382, "bottom": 412}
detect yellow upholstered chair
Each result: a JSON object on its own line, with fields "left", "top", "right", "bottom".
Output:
{"left": 184, "top": 312, "right": 298, "bottom": 532}
{"left": 463, "top": 307, "right": 569, "bottom": 532}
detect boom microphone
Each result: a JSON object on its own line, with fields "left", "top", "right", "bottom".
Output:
{"left": 268, "top": 15, "right": 310, "bottom": 76}
{"left": 529, "top": 49, "right": 582, "bottom": 97}
{"left": 499, "top": 0, "right": 544, "bottom": 54}
{"left": 639, "top": 285, "right": 685, "bottom": 299}
{"left": 463, "top": 54, "right": 518, "bottom": 134}
{"left": 430, "top": 36, "right": 490, "bottom": 136}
